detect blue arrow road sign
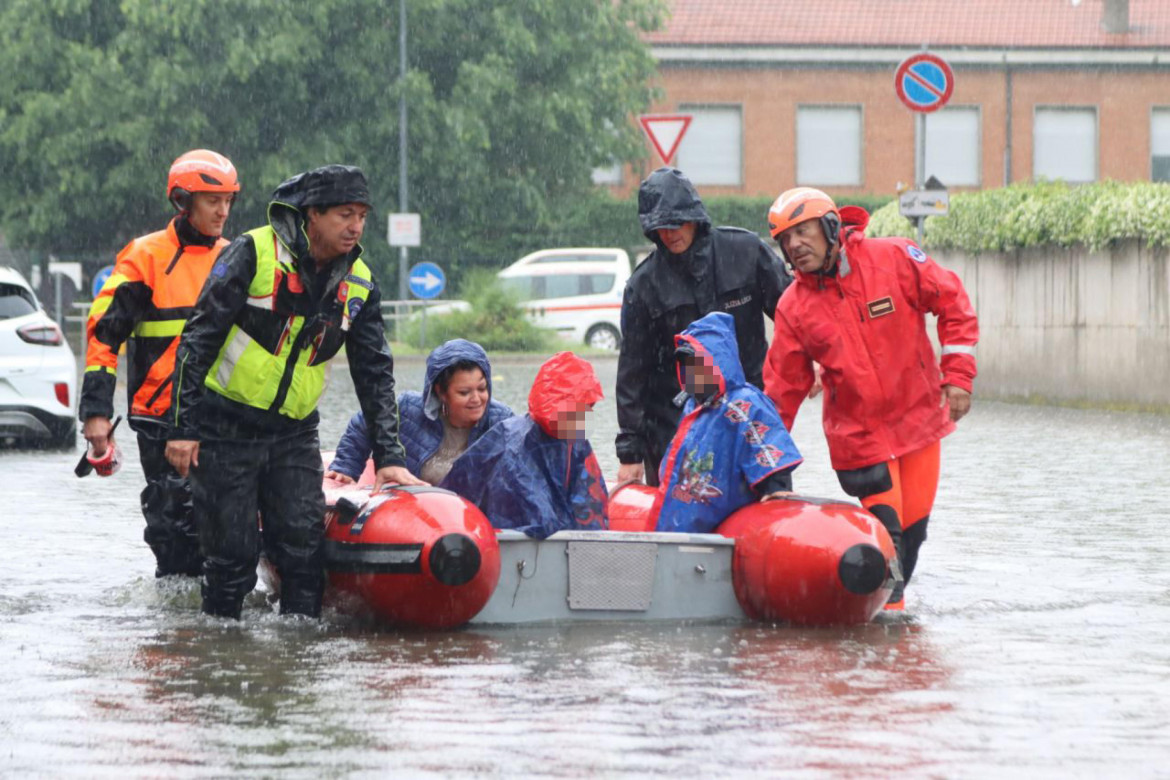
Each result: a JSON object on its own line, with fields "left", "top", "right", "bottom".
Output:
{"left": 91, "top": 265, "right": 115, "bottom": 299}
{"left": 408, "top": 262, "right": 446, "bottom": 300}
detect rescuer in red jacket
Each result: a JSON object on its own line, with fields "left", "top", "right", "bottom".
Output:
{"left": 763, "top": 188, "right": 978, "bottom": 610}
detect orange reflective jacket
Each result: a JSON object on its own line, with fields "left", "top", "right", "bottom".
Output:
{"left": 79, "top": 219, "right": 227, "bottom": 428}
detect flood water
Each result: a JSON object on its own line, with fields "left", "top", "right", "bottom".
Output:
{"left": 3, "top": 354, "right": 1170, "bottom": 777}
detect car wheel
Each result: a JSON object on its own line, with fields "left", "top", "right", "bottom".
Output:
{"left": 585, "top": 324, "right": 621, "bottom": 351}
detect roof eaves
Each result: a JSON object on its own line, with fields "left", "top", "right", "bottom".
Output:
{"left": 651, "top": 45, "right": 1170, "bottom": 67}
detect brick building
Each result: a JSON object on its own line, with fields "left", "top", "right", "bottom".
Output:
{"left": 603, "top": 0, "right": 1170, "bottom": 199}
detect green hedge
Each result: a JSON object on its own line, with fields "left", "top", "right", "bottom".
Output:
{"left": 867, "top": 181, "right": 1170, "bottom": 251}
{"left": 397, "top": 270, "right": 558, "bottom": 352}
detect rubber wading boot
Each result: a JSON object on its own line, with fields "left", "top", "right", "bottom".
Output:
{"left": 884, "top": 581, "right": 905, "bottom": 611}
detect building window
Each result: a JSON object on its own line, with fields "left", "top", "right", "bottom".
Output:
{"left": 1033, "top": 107, "right": 1097, "bottom": 183}
{"left": 676, "top": 105, "right": 742, "bottom": 186}
{"left": 797, "top": 105, "right": 862, "bottom": 187}
{"left": 1152, "top": 108, "right": 1170, "bottom": 182}
{"left": 925, "top": 107, "right": 981, "bottom": 187}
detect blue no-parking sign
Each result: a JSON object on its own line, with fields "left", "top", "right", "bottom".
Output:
{"left": 408, "top": 262, "right": 446, "bottom": 300}
{"left": 894, "top": 53, "right": 954, "bottom": 113}
{"left": 91, "top": 265, "right": 115, "bottom": 298}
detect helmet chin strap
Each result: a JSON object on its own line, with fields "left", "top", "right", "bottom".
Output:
{"left": 820, "top": 246, "right": 836, "bottom": 273}
{"left": 809, "top": 244, "right": 838, "bottom": 276}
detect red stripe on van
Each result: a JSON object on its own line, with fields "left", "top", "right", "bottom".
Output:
{"left": 531, "top": 303, "right": 623, "bottom": 313}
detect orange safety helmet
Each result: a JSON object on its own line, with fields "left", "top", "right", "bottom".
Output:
{"left": 167, "top": 149, "right": 240, "bottom": 211}
{"left": 767, "top": 187, "right": 841, "bottom": 246}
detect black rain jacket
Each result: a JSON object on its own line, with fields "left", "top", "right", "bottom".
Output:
{"left": 616, "top": 167, "right": 792, "bottom": 466}
{"left": 169, "top": 167, "right": 406, "bottom": 469}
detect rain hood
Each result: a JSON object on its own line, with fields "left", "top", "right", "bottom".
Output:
{"left": 638, "top": 167, "right": 712, "bottom": 246}
{"left": 266, "top": 164, "right": 372, "bottom": 260}
{"left": 528, "top": 352, "right": 604, "bottom": 437}
{"left": 423, "top": 339, "right": 495, "bottom": 420}
{"left": 674, "top": 311, "right": 746, "bottom": 403}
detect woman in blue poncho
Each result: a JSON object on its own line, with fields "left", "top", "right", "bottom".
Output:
{"left": 442, "top": 351, "right": 609, "bottom": 539}
{"left": 326, "top": 338, "right": 513, "bottom": 484}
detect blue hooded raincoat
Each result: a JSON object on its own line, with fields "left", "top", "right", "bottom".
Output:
{"left": 329, "top": 339, "right": 513, "bottom": 479}
{"left": 655, "top": 312, "right": 803, "bottom": 534}
{"left": 442, "top": 352, "right": 609, "bottom": 539}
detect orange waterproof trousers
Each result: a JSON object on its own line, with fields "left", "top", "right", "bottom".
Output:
{"left": 857, "top": 440, "right": 941, "bottom": 587}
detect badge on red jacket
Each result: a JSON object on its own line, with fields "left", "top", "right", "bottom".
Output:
{"left": 867, "top": 297, "right": 895, "bottom": 318}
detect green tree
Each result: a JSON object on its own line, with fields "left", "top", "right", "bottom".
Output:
{"left": 0, "top": 0, "right": 664, "bottom": 282}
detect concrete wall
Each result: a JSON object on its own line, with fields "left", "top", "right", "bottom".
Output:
{"left": 937, "top": 241, "right": 1170, "bottom": 405}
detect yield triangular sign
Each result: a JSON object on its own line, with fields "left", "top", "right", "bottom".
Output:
{"left": 639, "top": 114, "right": 693, "bottom": 165}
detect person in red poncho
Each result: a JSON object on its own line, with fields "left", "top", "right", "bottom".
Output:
{"left": 442, "top": 352, "right": 609, "bottom": 539}
{"left": 763, "top": 188, "right": 979, "bottom": 610}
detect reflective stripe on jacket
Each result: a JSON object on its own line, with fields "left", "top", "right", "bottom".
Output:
{"left": 79, "top": 218, "right": 226, "bottom": 427}
{"left": 764, "top": 206, "right": 978, "bottom": 471}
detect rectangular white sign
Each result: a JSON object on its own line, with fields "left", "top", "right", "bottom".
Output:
{"left": 898, "top": 190, "right": 950, "bottom": 218}
{"left": 388, "top": 213, "right": 421, "bottom": 247}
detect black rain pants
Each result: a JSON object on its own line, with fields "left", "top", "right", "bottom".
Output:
{"left": 138, "top": 434, "right": 203, "bottom": 577}
{"left": 191, "top": 428, "right": 325, "bottom": 619}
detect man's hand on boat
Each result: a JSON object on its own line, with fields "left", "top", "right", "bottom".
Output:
{"left": 324, "top": 469, "right": 355, "bottom": 484}
{"left": 616, "top": 462, "right": 645, "bottom": 486}
{"left": 165, "top": 440, "right": 200, "bottom": 477}
{"left": 943, "top": 384, "right": 972, "bottom": 422}
{"left": 374, "top": 465, "right": 429, "bottom": 492}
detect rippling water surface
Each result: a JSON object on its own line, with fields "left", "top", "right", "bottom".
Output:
{"left": 3, "top": 355, "right": 1170, "bottom": 777}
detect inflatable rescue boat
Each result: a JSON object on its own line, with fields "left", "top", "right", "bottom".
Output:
{"left": 318, "top": 468, "right": 900, "bottom": 629}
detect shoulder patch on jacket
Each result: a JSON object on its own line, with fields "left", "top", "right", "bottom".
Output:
{"left": 906, "top": 244, "right": 927, "bottom": 263}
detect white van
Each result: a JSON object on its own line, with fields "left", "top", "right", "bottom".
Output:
{"left": 497, "top": 248, "right": 630, "bottom": 350}
{"left": 425, "top": 248, "right": 632, "bottom": 351}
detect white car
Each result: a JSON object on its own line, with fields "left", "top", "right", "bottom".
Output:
{"left": 0, "top": 267, "right": 77, "bottom": 448}
{"left": 427, "top": 248, "right": 632, "bottom": 351}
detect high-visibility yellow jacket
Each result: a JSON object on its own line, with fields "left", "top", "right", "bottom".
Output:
{"left": 171, "top": 221, "right": 406, "bottom": 469}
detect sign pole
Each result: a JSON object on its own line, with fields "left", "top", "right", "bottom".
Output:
{"left": 895, "top": 51, "right": 954, "bottom": 245}
{"left": 916, "top": 112, "right": 926, "bottom": 242}
{"left": 397, "top": 0, "right": 409, "bottom": 329}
